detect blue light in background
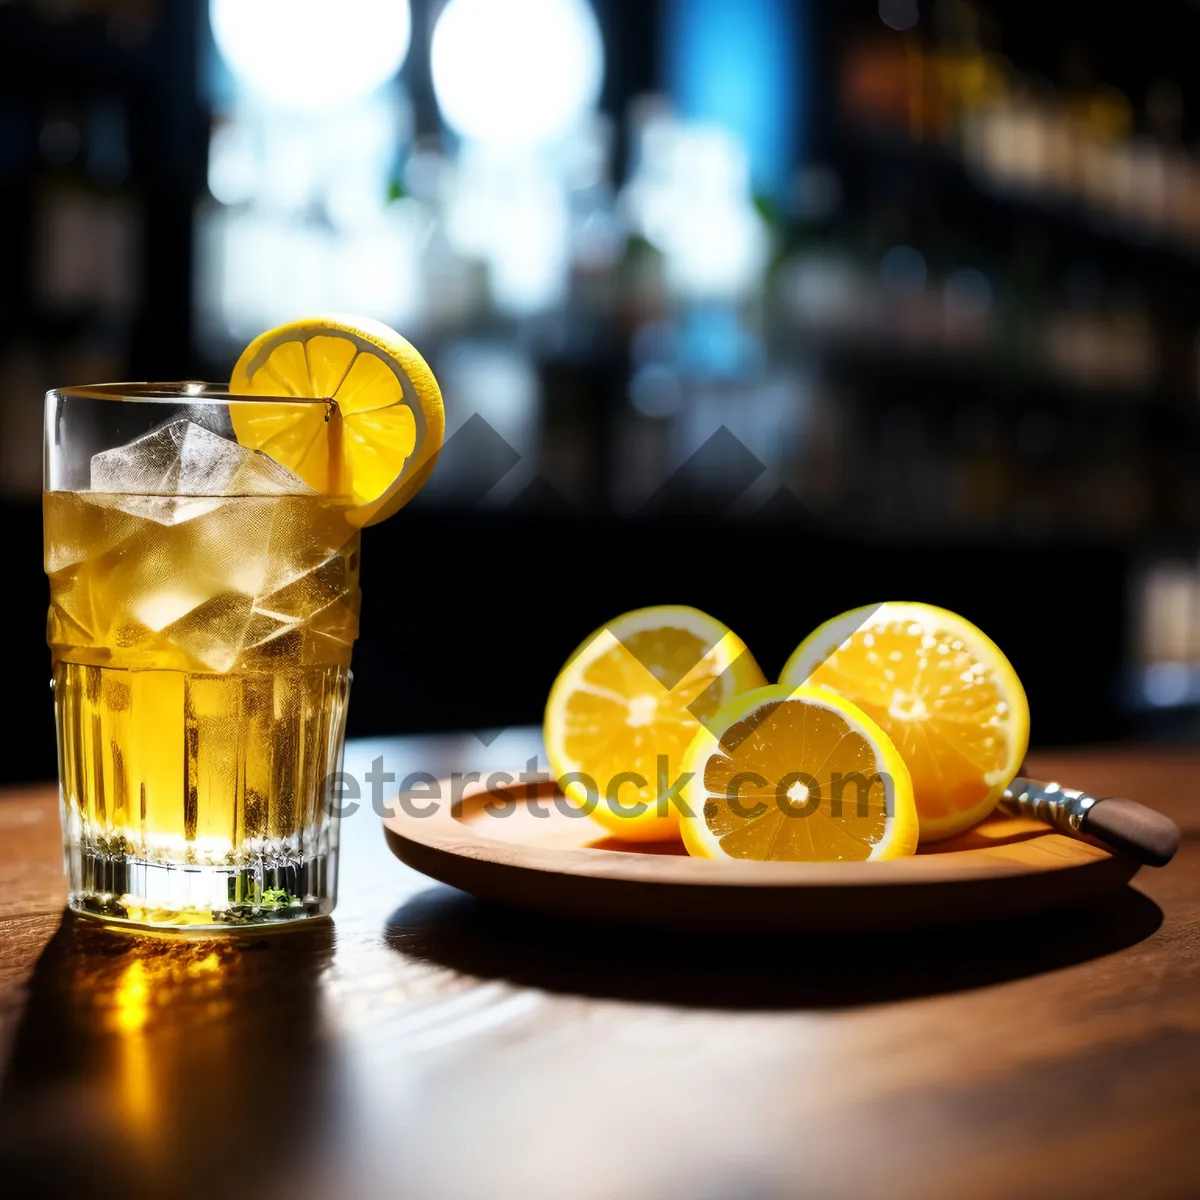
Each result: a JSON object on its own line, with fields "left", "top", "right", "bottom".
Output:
{"left": 662, "top": 0, "right": 804, "bottom": 198}
{"left": 677, "top": 306, "right": 764, "bottom": 377}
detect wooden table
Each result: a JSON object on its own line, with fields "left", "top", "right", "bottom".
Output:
{"left": 0, "top": 736, "right": 1198, "bottom": 1199}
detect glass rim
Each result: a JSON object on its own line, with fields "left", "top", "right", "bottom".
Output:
{"left": 48, "top": 382, "right": 331, "bottom": 406}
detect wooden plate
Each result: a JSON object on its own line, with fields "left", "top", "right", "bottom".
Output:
{"left": 382, "top": 776, "right": 1141, "bottom": 933}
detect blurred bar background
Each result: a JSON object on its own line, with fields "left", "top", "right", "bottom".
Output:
{"left": 3, "top": 0, "right": 1198, "bottom": 782}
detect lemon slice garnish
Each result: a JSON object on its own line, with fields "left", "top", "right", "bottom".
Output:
{"left": 229, "top": 314, "right": 444, "bottom": 526}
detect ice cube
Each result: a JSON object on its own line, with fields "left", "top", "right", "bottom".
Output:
{"left": 255, "top": 510, "right": 359, "bottom": 601}
{"left": 48, "top": 568, "right": 101, "bottom": 640}
{"left": 90, "top": 420, "right": 314, "bottom": 519}
{"left": 43, "top": 490, "right": 146, "bottom": 573}
{"left": 90, "top": 420, "right": 186, "bottom": 494}
{"left": 254, "top": 554, "right": 349, "bottom": 620}
{"left": 47, "top": 596, "right": 94, "bottom": 648}
{"left": 90, "top": 494, "right": 225, "bottom": 528}
{"left": 160, "top": 591, "right": 290, "bottom": 673}
{"left": 232, "top": 449, "right": 319, "bottom": 497}
{"left": 133, "top": 587, "right": 214, "bottom": 633}
{"left": 242, "top": 609, "right": 300, "bottom": 653}
{"left": 305, "top": 597, "right": 358, "bottom": 649}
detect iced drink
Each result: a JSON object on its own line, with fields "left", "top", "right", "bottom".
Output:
{"left": 45, "top": 414, "right": 359, "bottom": 925}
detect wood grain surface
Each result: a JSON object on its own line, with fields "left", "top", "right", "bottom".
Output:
{"left": 0, "top": 734, "right": 1198, "bottom": 1200}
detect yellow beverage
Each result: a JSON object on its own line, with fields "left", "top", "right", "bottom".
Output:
{"left": 45, "top": 319, "right": 443, "bottom": 929}
{"left": 44, "top": 488, "right": 360, "bottom": 925}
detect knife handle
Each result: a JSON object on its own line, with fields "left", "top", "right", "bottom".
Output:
{"left": 1081, "top": 796, "right": 1180, "bottom": 868}
{"left": 1000, "top": 778, "right": 1180, "bottom": 867}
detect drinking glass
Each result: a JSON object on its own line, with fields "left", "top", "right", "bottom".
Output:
{"left": 43, "top": 383, "right": 359, "bottom": 928}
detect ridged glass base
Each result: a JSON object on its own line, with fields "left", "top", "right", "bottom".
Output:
{"left": 66, "top": 839, "right": 336, "bottom": 929}
{"left": 52, "top": 660, "right": 349, "bottom": 931}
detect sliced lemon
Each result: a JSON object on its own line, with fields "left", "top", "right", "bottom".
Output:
{"left": 543, "top": 605, "right": 766, "bottom": 843}
{"left": 679, "top": 684, "right": 918, "bottom": 861}
{"left": 780, "top": 602, "right": 1029, "bottom": 842}
{"left": 229, "top": 314, "right": 444, "bottom": 526}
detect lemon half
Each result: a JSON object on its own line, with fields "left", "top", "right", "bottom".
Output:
{"left": 679, "top": 683, "right": 918, "bottom": 862}
{"left": 543, "top": 605, "right": 766, "bottom": 842}
{"left": 780, "top": 602, "right": 1029, "bottom": 842}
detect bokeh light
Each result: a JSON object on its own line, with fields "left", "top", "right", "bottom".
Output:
{"left": 210, "top": 0, "right": 411, "bottom": 112}
{"left": 431, "top": 0, "right": 604, "bottom": 146}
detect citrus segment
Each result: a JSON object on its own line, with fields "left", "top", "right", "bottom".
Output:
{"left": 780, "top": 602, "right": 1028, "bottom": 842}
{"left": 229, "top": 314, "right": 443, "bottom": 526}
{"left": 543, "top": 605, "right": 766, "bottom": 842}
{"left": 679, "top": 684, "right": 918, "bottom": 861}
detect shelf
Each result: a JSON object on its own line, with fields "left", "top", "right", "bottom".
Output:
{"left": 838, "top": 131, "right": 1200, "bottom": 290}
{"left": 777, "top": 335, "right": 1200, "bottom": 423}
